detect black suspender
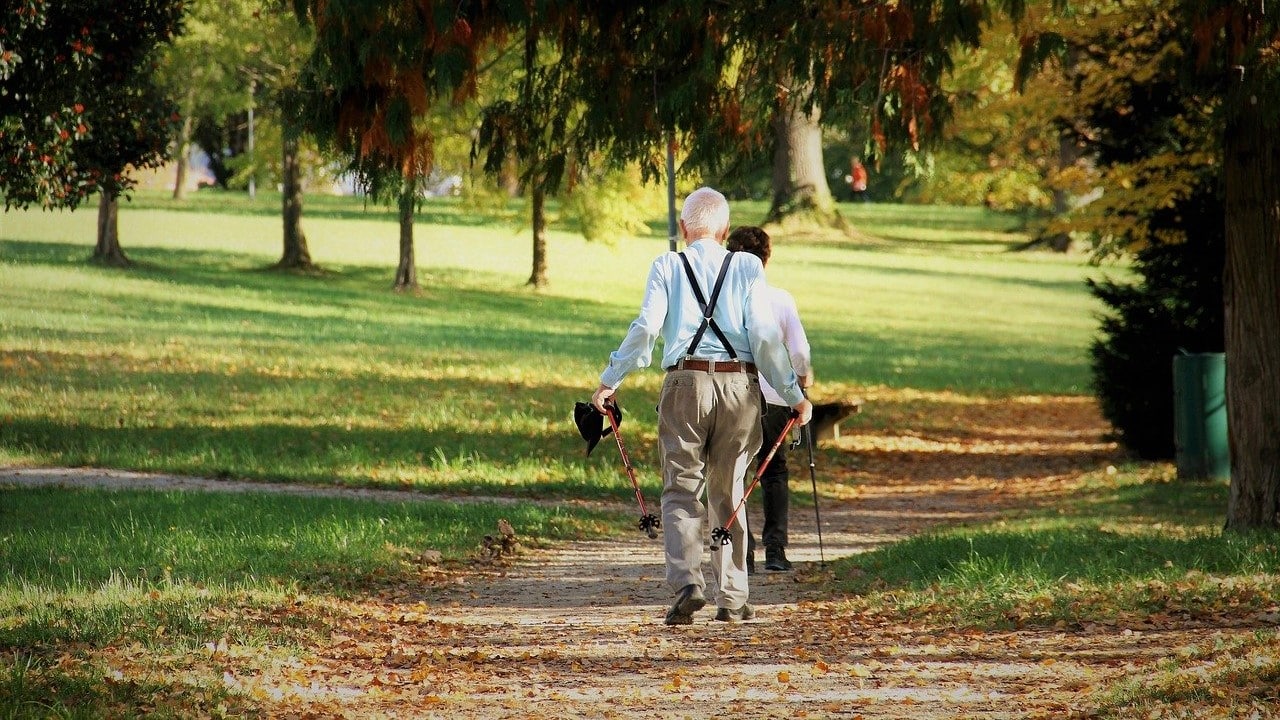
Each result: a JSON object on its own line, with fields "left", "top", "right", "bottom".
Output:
{"left": 677, "top": 251, "right": 738, "bottom": 359}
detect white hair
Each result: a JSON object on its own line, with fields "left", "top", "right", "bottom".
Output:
{"left": 679, "top": 187, "right": 730, "bottom": 238}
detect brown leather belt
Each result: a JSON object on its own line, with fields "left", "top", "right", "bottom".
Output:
{"left": 667, "top": 359, "right": 758, "bottom": 374}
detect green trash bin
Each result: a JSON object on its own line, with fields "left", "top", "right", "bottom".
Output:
{"left": 1173, "top": 352, "right": 1230, "bottom": 480}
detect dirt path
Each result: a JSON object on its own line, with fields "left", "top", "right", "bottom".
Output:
{"left": 4, "top": 395, "right": 1264, "bottom": 718}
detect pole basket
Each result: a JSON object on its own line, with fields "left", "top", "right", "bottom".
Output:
{"left": 639, "top": 513, "right": 661, "bottom": 539}
{"left": 709, "top": 525, "right": 732, "bottom": 548}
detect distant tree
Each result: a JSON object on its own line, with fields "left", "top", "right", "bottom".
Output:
{"left": 473, "top": 35, "right": 665, "bottom": 288}
{"left": 764, "top": 79, "right": 845, "bottom": 230}
{"left": 292, "top": 0, "right": 504, "bottom": 290}
{"left": 474, "top": 29, "right": 576, "bottom": 288}
{"left": 160, "top": 0, "right": 315, "bottom": 269}
{"left": 155, "top": 0, "right": 249, "bottom": 201}
{"left": 0, "top": 0, "right": 182, "bottom": 266}
{"left": 277, "top": 89, "right": 313, "bottom": 270}
{"left": 912, "top": 24, "right": 1061, "bottom": 219}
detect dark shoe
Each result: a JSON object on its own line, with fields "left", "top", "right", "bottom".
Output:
{"left": 714, "top": 604, "right": 756, "bottom": 622}
{"left": 746, "top": 550, "right": 756, "bottom": 575}
{"left": 764, "top": 547, "right": 793, "bottom": 572}
{"left": 664, "top": 584, "right": 707, "bottom": 625}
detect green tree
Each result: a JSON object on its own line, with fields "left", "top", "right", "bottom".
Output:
{"left": 910, "top": 22, "right": 1060, "bottom": 218}
{"left": 1177, "top": 0, "right": 1280, "bottom": 530}
{"left": 1023, "top": 0, "right": 1278, "bottom": 528}
{"left": 1017, "top": 2, "right": 1214, "bottom": 255}
{"left": 473, "top": 35, "right": 664, "bottom": 288}
{"left": 155, "top": 0, "right": 248, "bottom": 201}
{"left": 474, "top": 28, "right": 579, "bottom": 288}
{"left": 0, "top": 0, "right": 182, "bottom": 266}
{"left": 1032, "top": 3, "right": 1224, "bottom": 457}
{"left": 160, "top": 0, "right": 316, "bottom": 269}
{"left": 292, "top": 0, "right": 505, "bottom": 290}
{"left": 528, "top": 1, "right": 1009, "bottom": 229}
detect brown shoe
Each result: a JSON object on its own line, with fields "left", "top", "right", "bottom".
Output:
{"left": 664, "top": 584, "right": 707, "bottom": 625}
{"left": 714, "top": 604, "right": 756, "bottom": 622}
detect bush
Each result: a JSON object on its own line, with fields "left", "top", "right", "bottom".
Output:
{"left": 1088, "top": 186, "right": 1225, "bottom": 459}
{"left": 564, "top": 165, "right": 665, "bottom": 242}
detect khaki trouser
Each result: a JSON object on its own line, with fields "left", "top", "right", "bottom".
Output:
{"left": 657, "top": 367, "right": 763, "bottom": 610}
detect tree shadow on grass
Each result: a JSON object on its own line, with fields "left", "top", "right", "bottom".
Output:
{"left": 121, "top": 191, "right": 523, "bottom": 229}
{"left": 0, "top": 407, "right": 652, "bottom": 501}
{"left": 1, "top": 239, "right": 635, "bottom": 360}
{"left": 847, "top": 525, "right": 1278, "bottom": 595}
{"left": 2, "top": 238, "right": 1092, "bottom": 395}
{"left": 803, "top": 253, "right": 1090, "bottom": 293}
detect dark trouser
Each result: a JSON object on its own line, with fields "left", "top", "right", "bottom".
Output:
{"left": 748, "top": 402, "right": 792, "bottom": 556}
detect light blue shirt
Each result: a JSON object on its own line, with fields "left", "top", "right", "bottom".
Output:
{"left": 599, "top": 238, "right": 804, "bottom": 407}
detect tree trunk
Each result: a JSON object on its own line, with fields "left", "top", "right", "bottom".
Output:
{"left": 1035, "top": 132, "right": 1082, "bottom": 252}
{"left": 172, "top": 88, "right": 196, "bottom": 200}
{"left": 1222, "top": 86, "right": 1280, "bottom": 531}
{"left": 93, "top": 191, "right": 130, "bottom": 267}
{"left": 276, "top": 110, "right": 314, "bottom": 270}
{"left": 500, "top": 149, "right": 521, "bottom": 198}
{"left": 521, "top": 25, "right": 546, "bottom": 287}
{"left": 394, "top": 181, "right": 418, "bottom": 291}
{"left": 1035, "top": 48, "right": 1081, "bottom": 253}
{"left": 764, "top": 86, "right": 845, "bottom": 230}
{"left": 528, "top": 182, "right": 548, "bottom": 288}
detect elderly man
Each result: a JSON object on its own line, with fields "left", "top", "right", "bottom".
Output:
{"left": 592, "top": 187, "right": 812, "bottom": 625}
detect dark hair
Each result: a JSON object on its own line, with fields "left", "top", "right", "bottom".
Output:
{"left": 726, "top": 226, "right": 771, "bottom": 266}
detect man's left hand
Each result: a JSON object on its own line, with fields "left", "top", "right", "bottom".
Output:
{"left": 791, "top": 398, "right": 814, "bottom": 426}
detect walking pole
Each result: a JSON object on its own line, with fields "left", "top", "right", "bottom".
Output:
{"left": 709, "top": 409, "right": 800, "bottom": 549}
{"left": 805, "top": 422, "right": 826, "bottom": 567}
{"left": 603, "top": 401, "right": 661, "bottom": 539}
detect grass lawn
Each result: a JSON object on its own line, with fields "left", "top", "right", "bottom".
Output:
{"left": 0, "top": 190, "right": 1108, "bottom": 495}
{"left": 831, "top": 465, "right": 1280, "bottom": 628}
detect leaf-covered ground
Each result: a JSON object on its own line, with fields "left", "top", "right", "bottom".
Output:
{"left": 6, "top": 394, "right": 1277, "bottom": 718}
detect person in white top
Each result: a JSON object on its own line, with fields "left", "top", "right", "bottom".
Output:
{"left": 726, "top": 226, "right": 812, "bottom": 573}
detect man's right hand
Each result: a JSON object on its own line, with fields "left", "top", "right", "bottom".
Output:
{"left": 792, "top": 398, "right": 813, "bottom": 426}
{"left": 591, "top": 384, "right": 615, "bottom": 415}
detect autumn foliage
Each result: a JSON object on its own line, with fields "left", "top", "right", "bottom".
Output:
{"left": 291, "top": 0, "right": 512, "bottom": 194}
{"left": 294, "top": 0, "right": 1022, "bottom": 191}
